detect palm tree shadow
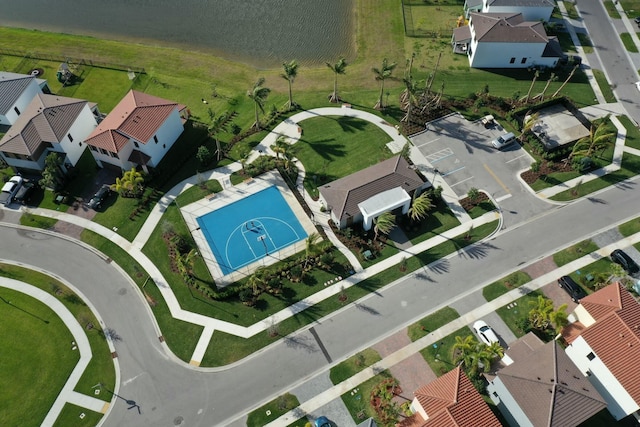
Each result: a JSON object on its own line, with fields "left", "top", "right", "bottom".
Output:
{"left": 429, "top": 259, "right": 450, "bottom": 274}
{"left": 458, "top": 242, "right": 501, "bottom": 260}
{"left": 282, "top": 333, "right": 318, "bottom": 353}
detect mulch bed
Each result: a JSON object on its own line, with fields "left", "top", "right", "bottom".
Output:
{"left": 459, "top": 192, "right": 490, "bottom": 211}
{"left": 520, "top": 160, "right": 574, "bottom": 185}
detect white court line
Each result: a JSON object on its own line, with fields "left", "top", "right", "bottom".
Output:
{"left": 506, "top": 154, "right": 528, "bottom": 163}
{"left": 495, "top": 194, "right": 512, "bottom": 202}
{"left": 416, "top": 137, "right": 441, "bottom": 147}
{"left": 449, "top": 176, "right": 474, "bottom": 188}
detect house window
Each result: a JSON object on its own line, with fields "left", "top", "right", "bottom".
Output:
{"left": 521, "top": 57, "right": 527, "bottom": 64}
{"left": 14, "top": 106, "right": 20, "bottom": 115}
{"left": 110, "top": 151, "right": 119, "bottom": 159}
{"left": 163, "top": 144, "right": 166, "bottom": 149}
{"left": 133, "top": 141, "right": 139, "bottom": 148}
{"left": 587, "top": 352, "right": 596, "bottom": 361}
{"left": 492, "top": 391, "right": 498, "bottom": 397}
{"left": 68, "top": 133, "right": 73, "bottom": 142}
{"left": 510, "top": 57, "right": 516, "bottom": 64}
{"left": 153, "top": 135, "right": 158, "bottom": 143}
{"left": 99, "top": 148, "right": 108, "bottom": 155}
{"left": 89, "top": 146, "right": 98, "bottom": 152}
{"left": 78, "top": 142, "right": 82, "bottom": 147}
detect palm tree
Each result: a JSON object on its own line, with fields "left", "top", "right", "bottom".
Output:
{"left": 373, "top": 211, "right": 396, "bottom": 240}
{"left": 528, "top": 295, "right": 554, "bottom": 330}
{"left": 408, "top": 192, "right": 434, "bottom": 222}
{"left": 272, "top": 136, "right": 289, "bottom": 159}
{"left": 552, "top": 64, "right": 579, "bottom": 98}
{"left": 550, "top": 303, "right": 569, "bottom": 334}
{"left": 247, "top": 77, "right": 271, "bottom": 129}
{"left": 326, "top": 57, "right": 347, "bottom": 103}
{"left": 112, "top": 167, "right": 145, "bottom": 197}
{"left": 372, "top": 58, "right": 397, "bottom": 110}
{"left": 303, "top": 232, "right": 321, "bottom": 269}
{"left": 401, "top": 76, "right": 420, "bottom": 123}
{"left": 568, "top": 120, "right": 615, "bottom": 163}
{"left": 535, "top": 73, "right": 558, "bottom": 101}
{"left": 523, "top": 69, "right": 539, "bottom": 103}
{"left": 519, "top": 111, "right": 540, "bottom": 142}
{"left": 486, "top": 341, "right": 505, "bottom": 360}
{"left": 247, "top": 267, "right": 268, "bottom": 296}
{"left": 453, "top": 335, "right": 477, "bottom": 367}
{"left": 281, "top": 60, "right": 299, "bottom": 110}
{"left": 207, "top": 109, "right": 227, "bottom": 161}
{"left": 176, "top": 249, "right": 198, "bottom": 283}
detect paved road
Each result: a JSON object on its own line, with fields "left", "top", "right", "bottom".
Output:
{"left": 1, "top": 175, "right": 639, "bottom": 426}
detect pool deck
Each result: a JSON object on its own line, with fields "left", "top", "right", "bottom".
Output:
{"left": 180, "top": 170, "right": 316, "bottom": 286}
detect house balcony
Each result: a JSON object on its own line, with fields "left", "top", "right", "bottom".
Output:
{"left": 452, "top": 43, "right": 469, "bottom": 55}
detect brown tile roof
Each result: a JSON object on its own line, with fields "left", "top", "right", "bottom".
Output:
{"left": 493, "top": 339, "right": 606, "bottom": 426}
{"left": 0, "top": 93, "right": 90, "bottom": 157}
{"left": 470, "top": 12, "right": 549, "bottom": 43}
{"left": 578, "top": 283, "right": 640, "bottom": 405}
{"left": 413, "top": 366, "right": 501, "bottom": 427}
{"left": 319, "top": 156, "right": 424, "bottom": 223}
{"left": 85, "top": 90, "right": 185, "bottom": 153}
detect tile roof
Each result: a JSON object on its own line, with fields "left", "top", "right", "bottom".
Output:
{"left": 85, "top": 90, "right": 184, "bottom": 153}
{"left": 319, "top": 156, "right": 424, "bottom": 223}
{"left": 493, "top": 338, "right": 606, "bottom": 426}
{"left": 0, "top": 93, "right": 90, "bottom": 157}
{"left": 412, "top": 366, "right": 502, "bottom": 427}
{"left": 470, "top": 12, "right": 549, "bottom": 43}
{"left": 577, "top": 283, "right": 640, "bottom": 405}
{"left": 486, "top": 0, "right": 554, "bottom": 6}
{"left": 0, "top": 72, "right": 39, "bottom": 115}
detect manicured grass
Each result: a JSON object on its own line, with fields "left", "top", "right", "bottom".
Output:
{"left": 404, "top": 202, "right": 461, "bottom": 245}
{"left": 621, "top": 0, "right": 640, "bottom": 14}
{"left": 467, "top": 200, "right": 496, "bottom": 219}
{"left": 359, "top": 240, "right": 399, "bottom": 269}
{"left": 619, "top": 115, "right": 640, "bottom": 150}
{"left": 80, "top": 230, "right": 203, "bottom": 362}
{"left": 330, "top": 348, "right": 382, "bottom": 384}
{"left": 0, "top": 264, "right": 116, "bottom": 402}
{"left": 620, "top": 32, "right": 639, "bottom": 53}
{"left": 592, "top": 69, "right": 617, "bottom": 103}
{"left": 19, "top": 212, "right": 58, "bottom": 229}
{"left": 568, "top": 258, "right": 617, "bottom": 289}
{"left": 551, "top": 153, "right": 640, "bottom": 201}
{"left": 246, "top": 393, "right": 300, "bottom": 427}
{"left": 604, "top": 0, "right": 623, "bottom": 19}
{"left": 291, "top": 115, "right": 395, "bottom": 198}
{"left": 340, "top": 370, "right": 395, "bottom": 424}
{"left": 496, "top": 291, "right": 545, "bottom": 338}
{"left": 419, "top": 327, "right": 473, "bottom": 377}
{"left": 0, "top": 288, "right": 79, "bottom": 427}
{"left": 52, "top": 404, "right": 104, "bottom": 427}
{"left": 577, "top": 33, "right": 594, "bottom": 53}
{"left": 553, "top": 239, "right": 599, "bottom": 266}
{"left": 408, "top": 306, "right": 460, "bottom": 342}
{"left": 174, "top": 179, "right": 222, "bottom": 206}
{"left": 530, "top": 170, "right": 581, "bottom": 191}
{"left": 619, "top": 216, "right": 640, "bottom": 237}
{"left": 562, "top": 1, "right": 580, "bottom": 20}
{"left": 482, "top": 271, "right": 532, "bottom": 302}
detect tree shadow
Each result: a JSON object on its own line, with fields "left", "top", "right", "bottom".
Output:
{"left": 458, "top": 242, "right": 500, "bottom": 260}
{"left": 354, "top": 302, "right": 381, "bottom": 316}
{"left": 428, "top": 259, "right": 450, "bottom": 274}
{"left": 282, "top": 333, "right": 318, "bottom": 353}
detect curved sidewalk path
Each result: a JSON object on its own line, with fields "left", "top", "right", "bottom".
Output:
{"left": 1, "top": 277, "right": 113, "bottom": 426}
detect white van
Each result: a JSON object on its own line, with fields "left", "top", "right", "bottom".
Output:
{"left": 491, "top": 132, "right": 516, "bottom": 150}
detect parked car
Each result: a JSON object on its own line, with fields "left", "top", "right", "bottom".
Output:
{"left": 473, "top": 320, "right": 500, "bottom": 346}
{"left": 315, "top": 416, "right": 331, "bottom": 427}
{"left": 87, "top": 184, "right": 111, "bottom": 210}
{"left": 0, "top": 175, "right": 24, "bottom": 205}
{"left": 13, "top": 181, "right": 34, "bottom": 204}
{"left": 635, "top": 81, "right": 640, "bottom": 93}
{"left": 634, "top": 16, "right": 640, "bottom": 24}
{"left": 558, "top": 275, "right": 587, "bottom": 302}
{"left": 611, "top": 249, "right": 640, "bottom": 275}
{"left": 490, "top": 132, "right": 516, "bottom": 150}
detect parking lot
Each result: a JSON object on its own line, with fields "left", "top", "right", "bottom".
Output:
{"left": 411, "top": 113, "right": 533, "bottom": 202}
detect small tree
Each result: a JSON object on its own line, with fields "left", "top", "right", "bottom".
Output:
{"left": 373, "top": 211, "right": 396, "bottom": 241}
{"left": 39, "top": 153, "right": 65, "bottom": 190}
{"left": 196, "top": 146, "right": 214, "bottom": 166}
{"left": 247, "top": 77, "right": 271, "bottom": 129}
{"left": 112, "top": 167, "right": 145, "bottom": 198}
{"left": 372, "top": 58, "right": 397, "bottom": 110}
{"left": 408, "top": 192, "right": 434, "bottom": 222}
{"left": 281, "top": 60, "right": 299, "bottom": 110}
{"left": 326, "top": 57, "right": 348, "bottom": 103}
{"left": 467, "top": 187, "right": 480, "bottom": 204}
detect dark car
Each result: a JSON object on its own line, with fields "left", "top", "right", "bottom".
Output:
{"left": 611, "top": 249, "right": 640, "bottom": 275}
{"left": 87, "top": 184, "right": 111, "bottom": 210}
{"left": 558, "top": 276, "right": 587, "bottom": 302}
{"left": 13, "top": 181, "right": 34, "bottom": 204}
{"left": 315, "top": 417, "right": 331, "bottom": 427}
{"left": 634, "top": 16, "right": 640, "bottom": 24}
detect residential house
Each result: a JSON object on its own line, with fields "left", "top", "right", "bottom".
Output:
{"left": 486, "top": 332, "right": 606, "bottom": 426}
{"left": 452, "top": 12, "right": 562, "bottom": 68}
{"left": 564, "top": 283, "right": 640, "bottom": 420}
{"left": 0, "top": 93, "right": 100, "bottom": 172}
{"left": 406, "top": 365, "right": 501, "bottom": 427}
{"left": 463, "top": 0, "right": 484, "bottom": 18}
{"left": 318, "top": 155, "right": 427, "bottom": 230}
{"left": 482, "top": 0, "right": 555, "bottom": 22}
{"left": 84, "top": 90, "right": 188, "bottom": 172}
{"left": 0, "top": 71, "right": 50, "bottom": 126}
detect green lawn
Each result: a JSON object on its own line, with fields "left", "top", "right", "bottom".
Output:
{"left": 553, "top": 239, "right": 599, "bottom": 266}
{"left": 52, "top": 404, "right": 104, "bottom": 427}
{"left": 604, "top": 0, "right": 623, "bottom": 18}
{"left": 291, "top": 115, "right": 395, "bottom": 198}
{"left": 408, "top": 306, "right": 460, "bottom": 342}
{"left": 404, "top": 201, "right": 461, "bottom": 245}
{"left": 496, "top": 290, "right": 547, "bottom": 338}
{"left": 467, "top": 200, "right": 496, "bottom": 219}
{"left": 340, "top": 370, "right": 395, "bottom": 424}
{"left": 330, "top": 348, "right": 382, "bottom": 384}
{"left": 0, "top": 289, "right": 79, "bottom": 427}
{"left": 246, "top": 393, "right": 300, "bottom": 427}
{"left": 577, "top": 33, "right": 594, "bottom": 54}
{"left": 619, "top": 216, "right": 640, "bottom": 237}
{"left": 592, "top": 69, "right": 617, "bottom": 103}
{"left": 19, "top": 212, "right": 58, "bottom": 229}
{"left": 562, "top": 1, "right": 580, "bottom": 20}
{"left": 620, "top": 32, "right": 639, "bottom": 53}
{"left": 482, "top": 271, "right": 532, "bottom": 302}
{"left": 568, "top": 258, "right": 618, "bottom": 290}
{"left": 619, "top": 115, "right": 640, "bottom": 150}
{"left": 419, "top": 327, "right": 473, "bottom": 377}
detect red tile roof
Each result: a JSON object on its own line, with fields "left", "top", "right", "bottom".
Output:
{"left": 578, "top": 283, "right": 640, "bottom": 405}
{"left": 412, "top": 366, "right": 501, "bottom": 427}
{"left": 85, "top": 90, "right": 184, "bottom": 153}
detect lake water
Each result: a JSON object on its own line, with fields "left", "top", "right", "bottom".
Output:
{"left": 0, "top": 0, "right": 355, "bottom": 68}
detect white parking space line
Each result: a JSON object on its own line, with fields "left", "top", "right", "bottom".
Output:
{"left": 442, "top": 166, "right": 465, "bottom": 176}
{"left": 495, "top": 194, "right": 513, "bottom": 202}
{"left": 416, "top": 138, "right": 441, "bottom": 147}
{"left": 506, "top": 153, "right": 528, "bottom": 163}
{"left": 449, "top": 176, "right": 474, "bottom": 188}
{"left": 426, "top": 148, "right": 454, "bottom": 163}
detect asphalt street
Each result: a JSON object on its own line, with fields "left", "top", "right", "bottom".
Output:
{"left": 1, "top": 174, "right": 639, "bottom": 426}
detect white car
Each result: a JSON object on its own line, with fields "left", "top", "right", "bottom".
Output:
{"left": 635, "top": 81, "right": 640, "bottom": 92}
{"left": 473, "top": 320, "right": 500, "bottom": 346}
{"left": 0, "top": 175, "right": 23, "bottom": 205}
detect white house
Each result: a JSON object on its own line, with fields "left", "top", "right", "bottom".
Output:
{"left": 318, "top": 156, "right": 427, "bottom": 231}
{"left": 486, "top": 333, "right": 606, "bottom": 427}
{"left": 564, "top": 283, "right": 640, "bottom": 421}
{"left": 0, "top": 71, "right": 50, "bottom": 126}
{"left": 84, "top": 90, "right": 189, "bottom": 172}
{"left": 463, "top": 0, "right": 484, "bottom": 18}
{"left": 0, "top": 93, "right": 100, "bottom": 172}
{"left": 482, "top": 0, "right": 555, "bottom": 22}
{"left": 452, "top": 12, "right": 562, "bottom": 68}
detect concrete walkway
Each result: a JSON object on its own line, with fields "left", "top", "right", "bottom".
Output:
{"left": 266, "top": 229, "right": 640, "bottom": 426}
{"left": 1, "top": 278, "right": 111, "bottom": 426}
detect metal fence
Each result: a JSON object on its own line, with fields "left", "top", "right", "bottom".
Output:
{"left": 0, "top": 48, "right": 146, "bottom": 74}
{"left": 401, "top": 0, "right": 458, "bottom": 39}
